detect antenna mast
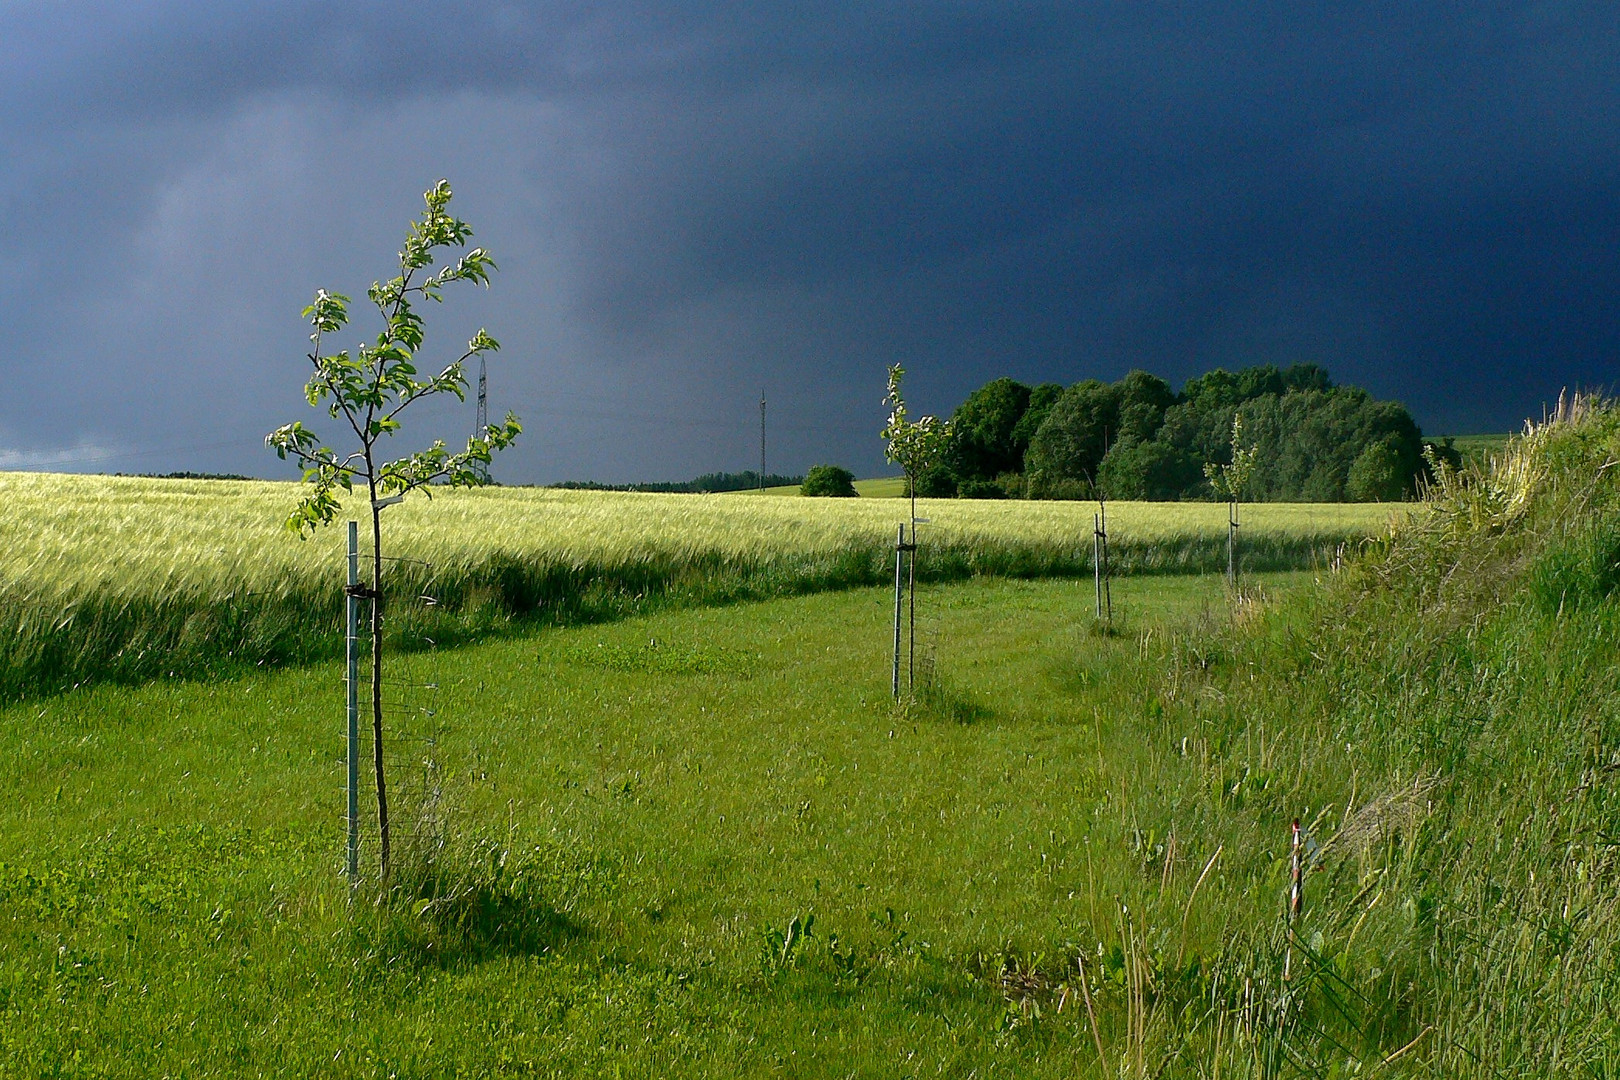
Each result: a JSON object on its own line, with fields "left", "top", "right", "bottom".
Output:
{"left": 759, "top": 390, "right": 766, "bottom": 490}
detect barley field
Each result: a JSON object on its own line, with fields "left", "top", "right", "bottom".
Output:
{"left": 1, "top": 472, "right": 1395, "bottom": 600}
{"left": 0, "top": 471, "right": 1398, "bottom": 701}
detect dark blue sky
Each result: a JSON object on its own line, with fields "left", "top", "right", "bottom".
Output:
{"left": 2, "top": 2, "right": 1616, "bottom": 481}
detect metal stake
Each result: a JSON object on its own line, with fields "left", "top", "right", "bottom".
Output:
{"left": 1094, "top": 513, "right": 1103, "bottom": 619}
{"left": 1286, "top": 817, "right": 1303, "bottom": 980}
{"left": 1290, "top": 818, "right": 1303, "bottom": 920}
{"left": 908, "top": 522, "right": 917, "bottom": 689}
{"left": 1227, "top": 500, "right": 1239, "bottom": 589}
{"left": 892, "top": 524, "right": 905, "bottom": 699}
{"left": 1101, "top": 501, "right": 1112, "bottom": 624}
{"left": 345, "top": 520, "right": 359, "bottom": 880}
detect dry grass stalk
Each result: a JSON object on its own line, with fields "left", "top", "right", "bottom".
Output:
{"left": 1325, "top": 773, "right": 1442, "bottom": 859}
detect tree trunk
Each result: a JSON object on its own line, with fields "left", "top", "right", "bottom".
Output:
{"left": 369, "top": 497, "right": 390, "bottom": 881}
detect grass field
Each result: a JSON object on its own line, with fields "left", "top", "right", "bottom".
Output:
{"left": 6, "top": 408, "right": 1620, "bottom": 1074}
{"left": 0, "top": 472, "right": 1397, "bottom": 702}
{"left": 0, "top": 473, "right": 1393, "bottom": 596}
{"left": 0, "top": 569, "right": 1282, "bottom": 1076}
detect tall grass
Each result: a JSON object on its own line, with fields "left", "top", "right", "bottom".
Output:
{"left": 1078, "top": 394, "right": 1620, "bottom": 1073}
{"left": 0, "top": 474, "right": 1390, "bottom": 701}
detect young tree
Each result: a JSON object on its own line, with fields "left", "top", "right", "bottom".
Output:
{"left": 267, "top": 180, "right": 521, "bottom": 880}
{"left": 881, "top": 365, "right": 952, "bottom": 527}
{"left": 1204, "top": 414, "right": 1258, "bottom": 587}
{"left": 881, "top": 365, "right": 951, "bottom": 690}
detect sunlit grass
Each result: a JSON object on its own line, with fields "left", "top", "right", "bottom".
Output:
{"left": 0, "top": 472, "right": 1395, "bottom": 600}
{"left": 0, "top": 570, "right": 1265, "bottom": 1076}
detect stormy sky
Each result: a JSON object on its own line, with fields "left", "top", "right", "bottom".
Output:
{"left": 2, "top": 2, "right": 1616, "bottom": 482}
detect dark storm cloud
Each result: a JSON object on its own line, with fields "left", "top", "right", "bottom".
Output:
{"left": 1, "top": 3, "right": 1616, "bottom": 480}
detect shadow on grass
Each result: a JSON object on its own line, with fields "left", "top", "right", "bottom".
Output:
{"left": 351, "top": 839, "right": 589, "bottom": 970}
{"left": 910, "top": 668, "right": 995, "bottom": 725}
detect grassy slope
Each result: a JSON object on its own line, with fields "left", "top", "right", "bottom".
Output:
{"left": 0, "top": 473, "right": 1392, "bottom": 702}
{"left": 0, "top": 571, "right": 1266, "bottom": 1076}
{"left": 1125, "top": 405, "right": 1620, "bottom": 1073}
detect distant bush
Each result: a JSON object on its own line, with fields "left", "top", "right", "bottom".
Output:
{"left": 801, "top": 465, "right": 858, "bottom": 497}
{"left": 1096, "top": 439, "right": 1201, "bottom": 501}
{"left": 910, "top": 462, "right": 958, "bottom": 498}
{"left": 553, "top": 470, "right": 803, "bottom": 493}
{"left": 957, "top": 477, "right": 1005, "bottom": 499}
{"left": 1346, "top": 438, "right": 1406, "bottom": 501}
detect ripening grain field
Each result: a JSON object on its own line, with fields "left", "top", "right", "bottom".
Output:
{"left": 0, "top": 472, "right": 1395, "bottom": 598}
{"left": 0, "top": 472, "right": 1399, "bottom": 702}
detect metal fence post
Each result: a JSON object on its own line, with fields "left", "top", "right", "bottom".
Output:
{"left": 908, "top": 523, "right": 917, "bottom": 690}
{"left": 346, "top": 520, "right": 359, "bottom": 881}
{"left": 1290, "top": 817, "right": 1303, "bottom": 921}
{"left": 1286, "top": 817, "right": 1303, "bottom": 980}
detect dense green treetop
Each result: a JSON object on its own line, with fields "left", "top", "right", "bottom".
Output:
{"left": 939, "top": 363, "right": 1427, "bottom": 502}
{"left": 801, "top": 464, "right": 859, "bottom": 497}
{"left": 945, "top": 377, "right": 1031, "bottom": 482}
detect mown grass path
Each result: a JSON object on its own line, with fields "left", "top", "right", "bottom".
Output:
{"left": 0, "top": 572, "right": 1292, "bottom": 1077}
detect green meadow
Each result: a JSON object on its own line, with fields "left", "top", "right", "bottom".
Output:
{"left": 7, "top": 403, "right": 1620, "bottom": 1075}
{"left": 1, "top": 570, "right": 1277, "bottom": 1076}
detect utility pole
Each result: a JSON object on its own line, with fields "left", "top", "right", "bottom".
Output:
{"left": 759, "top": 391, "right": 766, "bottom": 490}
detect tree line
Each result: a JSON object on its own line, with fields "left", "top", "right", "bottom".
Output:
{"left": 919, "top": 364, "right": 1450, "bottom": 502}
{"left": 552, "top": 470, "right": 804, "bottom": 494}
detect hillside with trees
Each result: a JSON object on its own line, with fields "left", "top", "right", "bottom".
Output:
{"left": 928, "top": 364, "right": 1432, "bottom": 502}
